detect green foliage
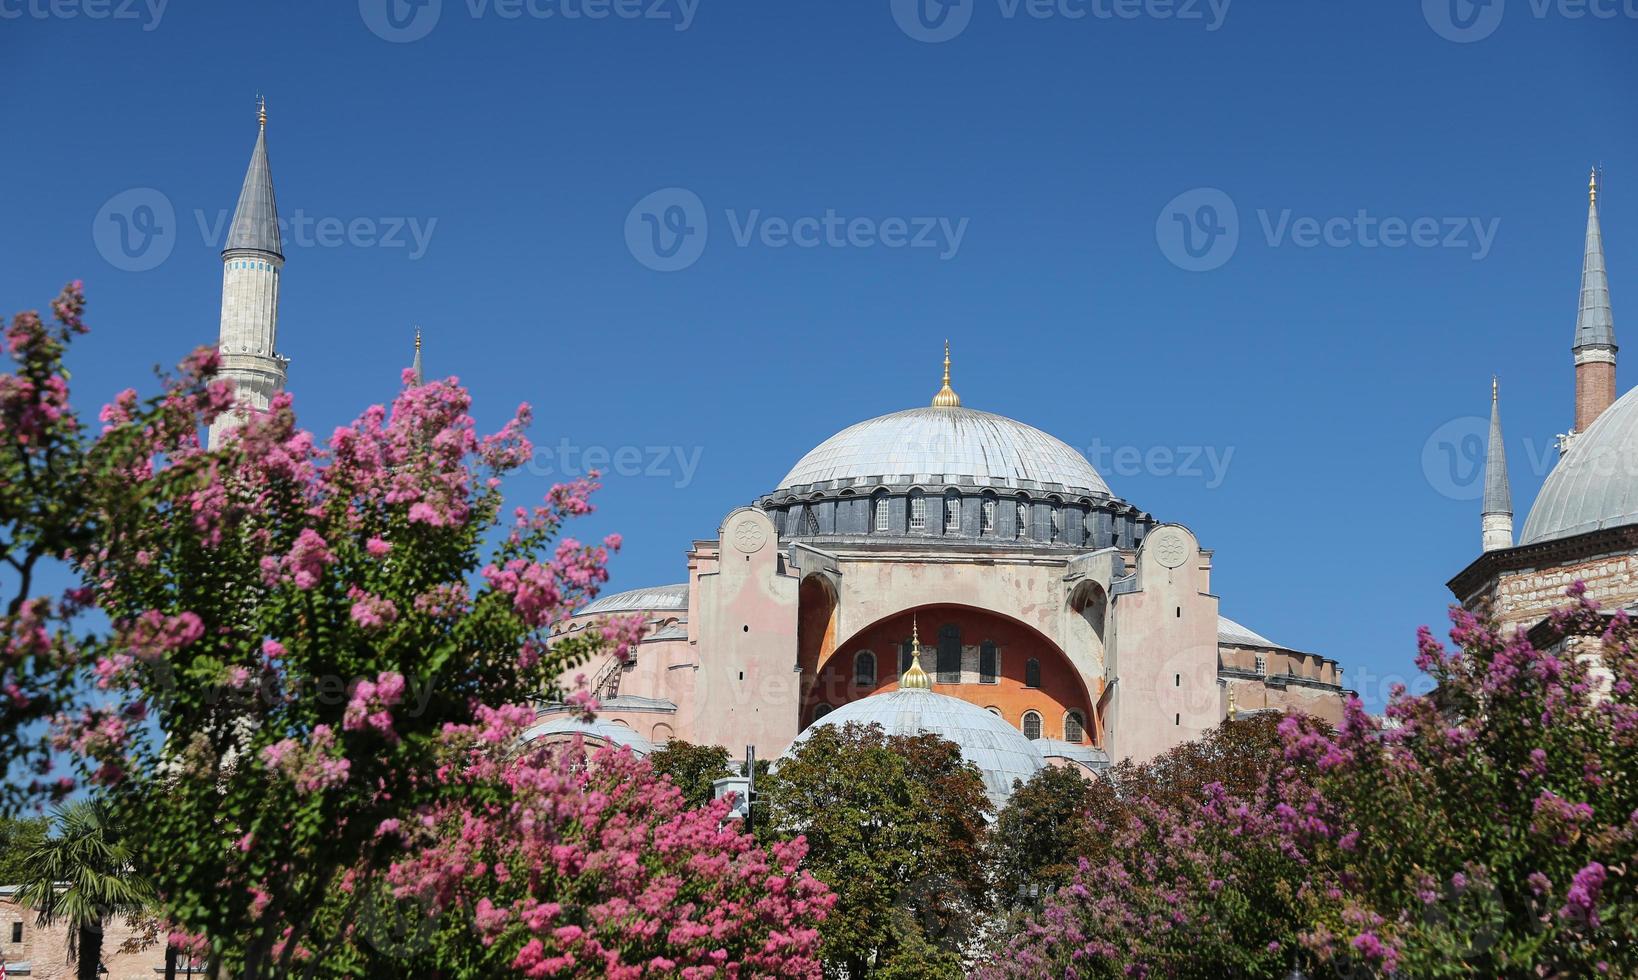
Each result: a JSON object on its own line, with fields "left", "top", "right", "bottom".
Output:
{"left": 0, "top": 814, "right": 47, "bottom": 883}
{"left": 988, "top": 763, "right": 1094, "bottom": 904}
{"left": 645, "top": 739, "right": 736, "bottom": 808}
{"left": 762, "top": 721, "right": 991, "bottom": 979}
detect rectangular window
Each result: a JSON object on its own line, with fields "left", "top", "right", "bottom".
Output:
{"left": 1016, "top": 501, "right": 1029, "bottom": 539}
{"left": 1255, "top": 654, "right": 1267, "bottom": 675}
{"left": 936, "top": 625, "right": 961, "bottom": 684}
{"left": 945, "top": 496, "right": 960, "bottom": 533}
{"left": 11, "top": 921, "right": 21, "bottom": 943}
{"left": 981, "top": 498, "right": 996, "bottom": 535}
{"left": 874, "top": 498, "right": 889, "bottom": 532}
{"left": 909, "top": 495, "right": 926, "bottom": 532}
{"left": 979, "top": 642, "right": 998, "bottom": 684}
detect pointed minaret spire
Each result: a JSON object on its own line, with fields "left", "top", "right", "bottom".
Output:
{"left": 1482, "top": 377, "right": 1514, "bottom": 552}
{"left": 208, "top": 100, "right": 288, "bottom": 449}
{"left": 411, "top": 328, "right": 423, "bottom": 385}
{"left": 1573, "top": 167, "right": 1617, "bottom": 437}
{"left": 931, "top": 340, "right": 961, "bottom": 408}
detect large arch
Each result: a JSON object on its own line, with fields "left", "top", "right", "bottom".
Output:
{"left": 796, "top": 573, "right": 839, "bottom": 711}
{"left": 801, "top": 603, "right": 1101, "bottom": 746}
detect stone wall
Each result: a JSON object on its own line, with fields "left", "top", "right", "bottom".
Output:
{"left": 1492, "top": 550, "right": 1638, "bottom": 633}
{"left": 0, "top": 891, "right": 168, "bottom": 980}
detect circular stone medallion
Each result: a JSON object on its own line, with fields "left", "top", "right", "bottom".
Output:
{"left": 732, "top": 518, "right": 768, "bottom": 554}
{"left": 1150, "top": 528, "right": 1190, "bottom": 569}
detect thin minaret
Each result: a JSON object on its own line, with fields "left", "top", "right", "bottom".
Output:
{"left": 1573, "top": 167, "right": 1617, "bottom": 437}
{"left": 208, "top": 97, "right": 288, "bottom": 449}
{"left": 411, "top": 328, "right": 423, "bottom": 385}
{"left": 1482, "top": 377, "right": 1514, "bottom": 552}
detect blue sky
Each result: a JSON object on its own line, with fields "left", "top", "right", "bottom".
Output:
{"left": 1, "top": 0, "right": 1634, "bottom": 711}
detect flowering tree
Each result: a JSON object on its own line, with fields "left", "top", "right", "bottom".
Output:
{"left": 981, "top": 589, "right": 1638, "bottom": 978}
{"left": 56, "top": 303, "right": 636, "bottom": 976}
{"left": 360, "top": 715, "right": 834, "bottom": 978}
{"left": 0, "top": 284, "right": 220, "bottom": 806}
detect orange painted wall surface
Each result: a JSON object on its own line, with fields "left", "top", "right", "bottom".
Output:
{"left": 803, "top": 605, "right": 1096, "bottom": 744}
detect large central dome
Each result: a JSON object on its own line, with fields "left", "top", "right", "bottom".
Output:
{"left": 777, "top": 406, "right": 1111, "bottom": 496}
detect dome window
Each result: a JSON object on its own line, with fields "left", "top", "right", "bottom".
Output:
{"left": 1064, "top": 711, "right": 1085, "bottom": 743}
{"left": 944, "top": 490, "right": 961, "bottom": 533}
{"left": 981, "top": 496, "right": 997, "bottom": 536}
{"left": 908, "top": 490, "right": 927, "bottom": 533}
{"left": 1016, "top": 498, "right": 1030, "bottom": 539}
{"left": 1022, "top": 711, "right": 1043, "bottom": 741}
{"left": 873, "top": 492, "right": 890, "bottom": 533}
{"left": 854, "top": 650, "right": 876, "bottom": 687}
{"left": 1050, "top": 508, "right": 1061, "bottom": 544}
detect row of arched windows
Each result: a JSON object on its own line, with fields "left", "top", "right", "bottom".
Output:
{"left": 869, "top": 490, "right": 1086, "bottom": 543}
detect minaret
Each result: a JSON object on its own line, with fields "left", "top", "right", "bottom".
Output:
{"left": 208, "top": 97, "right": 287, "bottom": 449}
{"left": 931, "top": 340, "right": 961, "bottom": 408}
{"left": 1572, "top": 168, "right": 1616, "bottom": 437}
{"left": 1482, "top": 377, "right": 1514, "bottom": 552}
{"left": 411, "top": 328, "right": 423, "bottom": 385}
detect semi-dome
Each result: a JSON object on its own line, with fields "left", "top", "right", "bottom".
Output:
{"left": 784, "top": 688, "right": 1046, "bottom": 808}
{"left": 1522, "top": 386, "right": 1638, "bottom": 545}
{"left": 777, "top": 406, "right": 1110, "bottom": 496}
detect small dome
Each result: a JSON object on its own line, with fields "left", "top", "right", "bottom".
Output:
{"left": 1522, "top": 386, "right": 1638, "bottom": 544}
{"left": 784, "top": 689, "right": 1045, "bottom": 808}
{"left": 522, "top": 717, "right": 654, "bottom": 756}
{"left": 777, "top": 406, "right": 1110, "bottom": 496}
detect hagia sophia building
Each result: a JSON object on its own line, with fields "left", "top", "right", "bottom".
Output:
{"left": 204, "top": 110, "right": 1356, "bottom": 808}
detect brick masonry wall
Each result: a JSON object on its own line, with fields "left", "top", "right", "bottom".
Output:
{"left": 1492, "top": 550, "right": 1638, "bottom": 633}
{"left": 0, "top": 895, "right": 167, "bottom": 980}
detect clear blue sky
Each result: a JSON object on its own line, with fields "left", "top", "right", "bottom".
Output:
{"left": 2, "top": 1, "right": 1634, "bottom": 711}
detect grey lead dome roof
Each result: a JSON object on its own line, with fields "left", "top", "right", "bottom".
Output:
{"left": 785, "top": 689, "right": 1046, "bottom": 808}
{"left": 777, "top": 406, "right": 1110, "bottom": 496}
{"left": 1522, "top": 385, "right": 1638, "bottom": 545}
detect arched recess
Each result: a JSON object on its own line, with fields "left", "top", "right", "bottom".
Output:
{"left": 796, "top": 574, "right": 840, "bottom": 711}
{"left": 1070, "top": 579, "right": 1109, "bottom": 647}
{"left": 800, "top": 603, "right": 1100, "bottom": 746}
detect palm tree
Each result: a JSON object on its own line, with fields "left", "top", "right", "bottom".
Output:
{"left": 14, "top": 800, "right": 154, "bottom": 980}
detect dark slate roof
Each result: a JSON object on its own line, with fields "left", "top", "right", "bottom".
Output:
{"left": 1574, "top": 178, "right": 1615, "bottom": 350}
{"left": 1484, "top": 379, "right": 1512, "bottom": 516}
{"left": 224, "top": 127, "right": 282, "bottom": 257}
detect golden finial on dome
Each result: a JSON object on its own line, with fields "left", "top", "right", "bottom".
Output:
{"left": 257, "top": 94, "right": 267, "bottom": 131}
{"left": 1226, "top": 684, "right": 1238, "bottom": 722}
{"left": 414, "top": 326, "right": 422, "bottom": 351}
{"left": 900, "top": 614, "right": 932, "bottom": 691}
{"left": 1590, "top": 167, "right": 1599, "bottom": 205}
{"left": 931, "top": 340, "right": 961, "bottom": 408}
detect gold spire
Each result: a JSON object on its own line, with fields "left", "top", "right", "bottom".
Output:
{"left": 1590, "top": 167, "right": 1599, "bottom": 205}
{"left": 257, "top": 94, "right": 267, "bottom": 131}
{"left": 931, "top": 340, "right": 961, "bottom": 408}
{"left": 414, "top": 326, "right": 422, "bottom": 351}
{"left": 1226, "top": 684, "right": 1238, "bottom": 722}
{"left": 900, "top": 614, "right": 931, "bottom": 691}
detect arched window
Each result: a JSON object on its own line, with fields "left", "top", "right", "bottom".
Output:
{"left": 1025, "top": 657, "right": 1041, "bottom": 689}
{"left": 981, "top": 495, "right": 997, "bottom": 536}
{"left": 1022, "top": 711, "right": 1043, "bottom": 741}
{"left": 1064, "top": 711, "right": 1085, "bottom": 743}
{"left": 936, "top": 624, "right": 961, "bottom": 684}
{"left": 908, "top": 490, "right": 926, "bottom": 532}
{"left": 854, "top": 650, "right": 876, "bottom": 687}
{"left": 900, "top": 638, "right": 915, "bottom": 675}
{"left": 979, "top": 641, "right": 998, "bottom": 684}
{"left": 985, "top": 706, "right": 1002, "bottom": 716}
{"left": 1049, "top": 507, "right": 1061, "bottom": 544}
{"left": 652, "top": 722, "right": 675, "bottom": 743}
{"left": 812, "top": 703, "right": 833, "bottom": 723}
{"left": 873, "top": 492, "right": 890, "bottom": 533}
{"left": 944, "top": 490, "right": 961, "bottom": 533}
{"left": 1016, "top": 497, "right": 1030, "bottom": 539}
